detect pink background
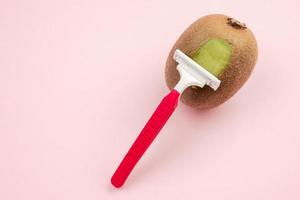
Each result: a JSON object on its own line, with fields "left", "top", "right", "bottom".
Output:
{"left": 1, "top": 0, "right": 300, "bottom": 199}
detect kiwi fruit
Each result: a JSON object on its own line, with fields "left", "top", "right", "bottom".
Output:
{"left": 165, "top": 14, "right": 258, "bottom": 109}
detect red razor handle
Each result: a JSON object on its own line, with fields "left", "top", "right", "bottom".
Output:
{"left": 111, "top": 89, "right": 180, "bottom": 188}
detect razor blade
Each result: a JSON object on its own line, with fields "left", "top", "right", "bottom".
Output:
{"left": 173, "top": 49, "right": 221, "bottom": 93}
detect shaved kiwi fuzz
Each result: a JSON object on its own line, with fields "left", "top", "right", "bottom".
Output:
{"left": 165, "top": 14, "right": 258, "bottom": 109}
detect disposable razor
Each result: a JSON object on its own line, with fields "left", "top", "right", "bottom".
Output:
{"left": 111, "top": 49, "right": 221, "bottom": 188}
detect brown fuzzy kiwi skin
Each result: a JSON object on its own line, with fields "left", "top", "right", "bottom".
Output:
{"left": 165, "top": 14, "right": 258, "bottom": 109}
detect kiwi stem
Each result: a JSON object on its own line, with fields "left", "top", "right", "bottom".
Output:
{"left": 227, "top": 17, "right": 247, "bottom": 29}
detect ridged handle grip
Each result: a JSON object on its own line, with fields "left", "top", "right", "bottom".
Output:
{"left": 111, "top": 89, "right": 180, "bottom": 188}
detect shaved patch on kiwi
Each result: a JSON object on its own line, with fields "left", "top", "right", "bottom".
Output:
{"left": 192, "top": 39, "right": 232, "bottom": 77}
{"left": 165, "top": 14, "right": 258, "bottom": 109}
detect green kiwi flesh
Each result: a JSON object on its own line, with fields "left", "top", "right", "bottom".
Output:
{"left": 192, "top": 39, "right": 232, "bottom": 77}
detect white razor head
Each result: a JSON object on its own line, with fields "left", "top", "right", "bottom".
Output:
{"left": 173, "top": 49, "right": 221, "bottom": 92}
